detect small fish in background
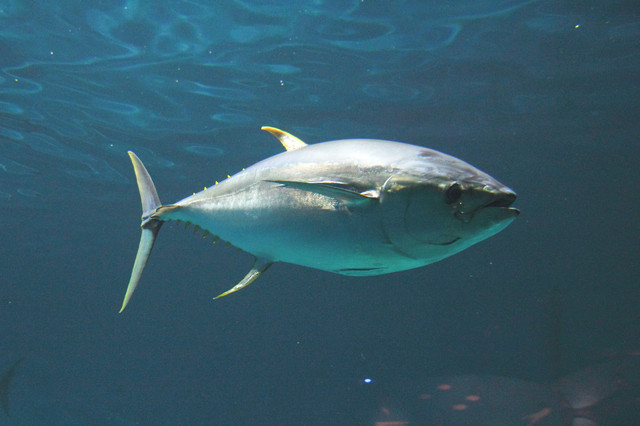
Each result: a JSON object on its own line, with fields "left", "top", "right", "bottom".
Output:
{"left": 370, "top": 352, "right": 640, "bottom": 425}
{"left": 120, "top": 127, "right": 519, "bottom": 312}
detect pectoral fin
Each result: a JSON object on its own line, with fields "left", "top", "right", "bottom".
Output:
{"left": 267, "top": 180, "right": 379, "bottom": 206}
{"left": 214, "top": 257, "right": 273, "bottom": 299}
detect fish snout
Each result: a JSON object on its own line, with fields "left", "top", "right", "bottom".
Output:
{"left": 456, "top": 186, "right": 519, "bottom": 223}
{"left": 485, "top": 188, "right": 517, "bottom": 210}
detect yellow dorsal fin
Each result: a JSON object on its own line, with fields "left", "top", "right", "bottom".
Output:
{"left": 261, "top": 126, "right": 308, "bottom": 151}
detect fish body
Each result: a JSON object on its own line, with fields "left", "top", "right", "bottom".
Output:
{"left": 120, "top": 127, "right": 518, "bottom": 311}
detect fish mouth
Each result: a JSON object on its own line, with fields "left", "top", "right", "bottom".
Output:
{"left": 455, "top": 191, "right": 519, "bottom": 223}
{"left": 485, "top": 192, "right": 516, "bottom": 208}
{"left": 484, "top": 192, "right": 519, "bottom": 215}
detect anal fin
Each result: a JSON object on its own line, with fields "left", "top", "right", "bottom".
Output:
{"left": 214, "top": 257, "right": 273, "bottom": 299}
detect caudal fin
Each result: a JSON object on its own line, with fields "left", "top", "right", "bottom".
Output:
{"left": 119, "top": 152, "right": 163, "bottom": 313}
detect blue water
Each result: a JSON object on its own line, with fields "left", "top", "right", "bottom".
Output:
{"left": 1, "top": 0, "right": 639, "bottom": 424}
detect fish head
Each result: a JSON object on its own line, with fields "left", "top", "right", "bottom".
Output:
{"left": 380, "top": 150, "right": 519, "bottom": 262}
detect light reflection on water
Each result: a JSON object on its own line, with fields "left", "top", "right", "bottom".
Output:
{"left": 0, "top": 0, "right": 564, "bottom": 203}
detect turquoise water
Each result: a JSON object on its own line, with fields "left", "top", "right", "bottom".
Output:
{"left": 1, "top": 0, "right": 638, "bottom": 424}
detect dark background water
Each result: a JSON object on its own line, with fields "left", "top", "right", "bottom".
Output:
{"left": 1, "top": 0, "right": 638, "bottom": 424}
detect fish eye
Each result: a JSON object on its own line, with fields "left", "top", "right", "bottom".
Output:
{"left": 445, "top": 182, "right": 462, "bottom": 204}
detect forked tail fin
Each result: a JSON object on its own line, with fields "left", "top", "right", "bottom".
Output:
{"left": 119, "top": 152, "right": 163, "bottom": 313}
